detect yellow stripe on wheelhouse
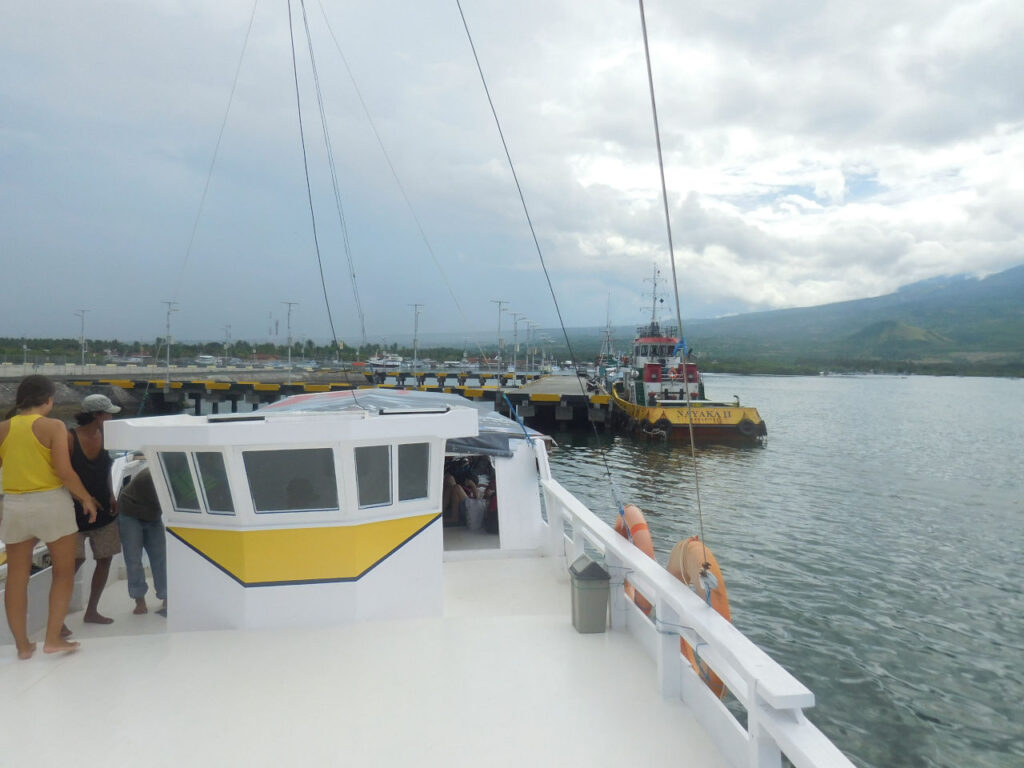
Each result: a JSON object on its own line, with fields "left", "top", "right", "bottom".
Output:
{"left": 169, "top": 513, "right": 439, "bottom": 586}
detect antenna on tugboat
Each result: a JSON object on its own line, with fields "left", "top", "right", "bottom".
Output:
{"left": 636, "top": 0, "right": 709, "bottom": 561}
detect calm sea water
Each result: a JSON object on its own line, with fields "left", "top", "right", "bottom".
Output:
{"left": 545, "top": 373, "right": 1024, "bottom": 768}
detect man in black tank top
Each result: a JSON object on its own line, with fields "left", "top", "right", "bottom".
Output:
{"left": 67, "top": 394, "right": 121, "bottom": 627}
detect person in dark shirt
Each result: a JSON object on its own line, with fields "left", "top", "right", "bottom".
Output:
{"left": 67, "top": 394, "right": 121, "bottom": 625}
{"left": 117, "top": 466, "right": 167, "bottom": 616}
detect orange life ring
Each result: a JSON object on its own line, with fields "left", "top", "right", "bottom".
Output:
{"left": 667, "top": 536, "right": 731, "bottom": 699}
{"left": 614, "top": 504, "right": 655, "bottom": 615}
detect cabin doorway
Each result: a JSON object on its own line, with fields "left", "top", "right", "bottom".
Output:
{"left": 442, "top": 454, "right": 499, "bottom": 551}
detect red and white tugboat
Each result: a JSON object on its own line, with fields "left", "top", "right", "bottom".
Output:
{"left": 610, "top": 271, "right": 767, "bottom": 443}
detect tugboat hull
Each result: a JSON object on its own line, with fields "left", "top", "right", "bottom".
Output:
{"left": 611, "top": 383, "right": 767, "bottom": 444}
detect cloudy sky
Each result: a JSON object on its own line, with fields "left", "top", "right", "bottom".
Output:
{"left": 2, "top": 0, "right": 1022, "bottom": 347}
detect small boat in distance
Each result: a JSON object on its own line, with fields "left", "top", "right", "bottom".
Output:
{"left": 367, "top": 353, "right": 403, "bottom": 368}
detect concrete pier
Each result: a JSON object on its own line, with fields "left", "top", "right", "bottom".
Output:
{"left": 0, "top": 363, "right": 607, "bottom": 427}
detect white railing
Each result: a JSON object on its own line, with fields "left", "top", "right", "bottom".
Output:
{"left": 534, "top": 443, "right": 854, "bottom": 768}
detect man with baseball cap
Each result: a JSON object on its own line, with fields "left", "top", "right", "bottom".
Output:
{"left": 66, "top": 393, "right": 122, "bottom": 628}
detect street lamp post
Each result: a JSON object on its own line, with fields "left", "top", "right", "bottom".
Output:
{"left": 74, "top": 309, "right": 89, "bottom": 367}
{"left": 490, "top": 299, "right": 507, "bottom": 370}
{"left": 223, "top": 324, "right": 231, "bottom": 366}
{"left": 161, "top": 301, "right": 178, "bottom": 387}
{"left": 410, "top": 304, "right": 422, "bottom": 371}
{"left": 505, "top": 311, "right": 524, "bottom": 377}
{"left": 528, "top": 322, "right": 539, "bottom": 372}
{"left": 282, "top": 302, "right": 297, "bottom": 385}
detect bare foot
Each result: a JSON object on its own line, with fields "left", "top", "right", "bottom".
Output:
{"left": 44, "top": 639, "right": 81, "bottom": 654}
{"left": 133, "top": 599, "right": 148, "bottom": 615}
{"left": 83, "top": 612, "right": 114, "bottom": 625}
{"left": 60, "top": 624, "right": 73, "bottom": 638}
{"left": 17, "top": 642, "right": 37, "bottom": 660}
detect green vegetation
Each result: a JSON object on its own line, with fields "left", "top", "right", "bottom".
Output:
{"left": 622, "top": 265, "right": 1024, "bottom": 377}
{"left": 3, "top": 265, "right": 1021, "bottom": 377}
{"left": 0, "top": 336, "right": 481, "bottom": 369}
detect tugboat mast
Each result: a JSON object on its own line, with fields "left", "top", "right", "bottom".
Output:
{"left": 642, "top": 262, "right": 675, "bottom": 338}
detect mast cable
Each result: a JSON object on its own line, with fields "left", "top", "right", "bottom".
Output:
{"left": 316, "top": 0, "right": 493, "bottom": 368}
{"left": 298, "top": 0, "right": 366, "bottom": 349}
{"left": 456, "top": 0, "right": 625, "bottom": 514}
{"left": 637, "top": 0, "right": 708, "bottom": 563}
{"left": 287, "top": 0, "right": 340, "bottom": 350}
{"left": 172, "top": 0, "right": 260, "bottom": 302}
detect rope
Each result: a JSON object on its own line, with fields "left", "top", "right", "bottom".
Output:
{"left": 501, "top": 392, "right": 533, "bottom": 443}
{"left": 637, "top": 0, "right": 709, "bottom": 568}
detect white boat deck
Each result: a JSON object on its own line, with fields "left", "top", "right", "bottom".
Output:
{"left": 2, "top": 555, "right": 726, "bottom": 767}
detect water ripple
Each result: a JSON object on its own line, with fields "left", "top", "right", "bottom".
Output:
{"left": 547, "top": 374, "right": 1024, "bottom": 768}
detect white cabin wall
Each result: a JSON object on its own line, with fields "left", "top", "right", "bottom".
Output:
{"left": 494, "top": 440, "right": 544, "bottom": 552}
{"left": 166, "top": 520, "right": 444, "bottom": 633}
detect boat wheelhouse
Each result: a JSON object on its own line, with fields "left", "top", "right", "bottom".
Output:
{"left": 629, "top": 319, "right": 703, "bottom": 401}
{"left": 98, "top": 389, "right": 548, "bottom": 631}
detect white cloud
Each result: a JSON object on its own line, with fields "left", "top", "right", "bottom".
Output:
{"left": 1, "top": 0, "right": 1022, "bottom": 341}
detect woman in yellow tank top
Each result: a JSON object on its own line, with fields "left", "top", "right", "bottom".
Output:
{"left": 0, "top": 375, "right": 99, "bottom": 659}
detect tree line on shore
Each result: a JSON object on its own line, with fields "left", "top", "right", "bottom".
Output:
{"left": 3, "top": 335, "right": 1021, "bottom": 377}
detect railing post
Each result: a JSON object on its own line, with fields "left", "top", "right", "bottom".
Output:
{"left": 656, "top": 599, "right": 682, "bottom": 699}
{"left": 747, "top": 682, "right": 782, "bottom": 768}
{"left": 570, "top": 525, "right": 585, "bottom": 563}
{"left": 544, "top": 487, "right": 563, "bottom": 558}
{"left": 606, "top": 550, "right": 627, "bottom": 631}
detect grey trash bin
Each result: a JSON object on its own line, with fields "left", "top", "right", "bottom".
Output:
{"left": 569, "top": 554, "right": 609, "bottom": 634}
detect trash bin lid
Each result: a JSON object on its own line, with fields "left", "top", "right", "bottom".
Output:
{"left": 569, "top": 554, "right": 609, "bottom": 581}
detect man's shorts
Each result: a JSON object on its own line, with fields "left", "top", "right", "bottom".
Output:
{"left": 76, "top": 519, "right": 121, "bottom": 559}
{"left": 0, "top": 487, "right": 78, "bottom": 545}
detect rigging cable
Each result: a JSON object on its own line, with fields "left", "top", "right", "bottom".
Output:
{"left": 171, "top": 0, "right": 260, "bottom": 303}
{"left": 455, "top": 0, "right": 626, "bottom": 516}
{"left": 637, "top": 0, "right": 708, "bottom": 558}
{"left": 286, "top": 0, "right": 340, "bottom": 350}
{"left": 315, "top": 0, "right": 494, "bottom": 367}
{"left": 139, "top": 0, "right": 257, "bottom": 413}
{"left": 298, "top": 0, "right": 366, "bottom": 349}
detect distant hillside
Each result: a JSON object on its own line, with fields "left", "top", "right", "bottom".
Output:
{"left": 677, "top": 264, "right": 1024, "bottom": 373}
{"left": 841, "top": 320, "right": 953, "bottom": 358}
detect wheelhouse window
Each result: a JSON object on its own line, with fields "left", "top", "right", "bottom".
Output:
{"left": 398, "top": 442, "right": 429, "bottom": 501}
{"left": 355, "top": 445, "right": 391, "bottom": 508}
{"left": 195, "top": 451, "right": 235, "bottom": 515}
{"left": 159, "top": 452, "right": 200, "bottom": 513}
{"left": 242, "top": 448, "right": 338, "bottom": 513}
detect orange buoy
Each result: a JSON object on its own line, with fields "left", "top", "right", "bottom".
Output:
{"left": 615, "top": 504, "right": 656, "bottom": 615}
{"left": 667, "top": 536, "right": 731, "bottom": 698}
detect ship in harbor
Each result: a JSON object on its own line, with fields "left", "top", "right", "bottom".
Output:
{"left": 609, "top": 270, "right": 767, "bottom": 443}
